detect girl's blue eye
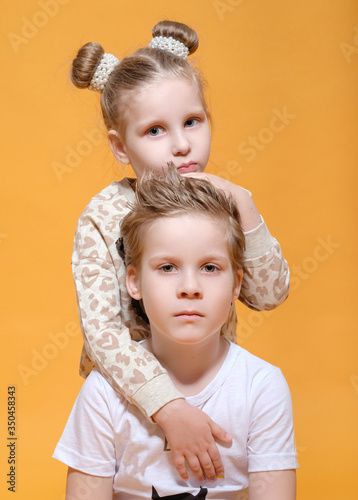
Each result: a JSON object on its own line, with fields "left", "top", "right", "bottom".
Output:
{"left": 185, "top": 118, "right": 198, "bottom": 128}
{"left": 148, "top": 127, "right": 162, "bottom": 136}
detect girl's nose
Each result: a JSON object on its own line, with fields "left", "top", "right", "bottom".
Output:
{"left": 172, "top": 131, "right": 191, "bottom": 156}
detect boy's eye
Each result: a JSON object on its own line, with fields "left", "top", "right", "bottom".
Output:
{"left": 202, "top": 264, "right": 219, "bottom": 273}
{"left": 147, "top": 127, "right": 163, "bottom": 136}
{"left": 159, "top": 264, "right": 175, "bottom": 273}
{"left": 185, "top": 118, "right": 198, "bottom": 128}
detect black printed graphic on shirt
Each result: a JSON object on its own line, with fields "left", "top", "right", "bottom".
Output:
{"left": 151, "top": 485, "right": 208, "bottom": 499}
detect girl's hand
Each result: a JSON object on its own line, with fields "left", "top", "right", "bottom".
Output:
{"left": 153, "top": 399, "right": 232, "bottom": 482}
{"left": 182, "top": 172, "right": 261, "bottom": 231}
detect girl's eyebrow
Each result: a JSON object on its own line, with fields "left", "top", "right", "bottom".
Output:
{"left": 135, "top": 119, "right": 164, "bottom": 132}
{"left": 187, "top": 108, "right": 207, "bottom": 116}
{"left": 136, "top": 109, "right": 207, "bottom": 131}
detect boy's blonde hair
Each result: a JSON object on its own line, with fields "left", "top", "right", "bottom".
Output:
{"left": 119, "top": 165, "right": 245, "bottom": 274}
{"left": 70, "top": 21, "right": 209, "bottom": 136}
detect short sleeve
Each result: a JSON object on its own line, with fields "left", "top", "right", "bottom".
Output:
{"left": 247, "top": 367, "right": 298, "bottom": 472}
{"left": 53, "top": 371, "right": 118, "bottom": 477}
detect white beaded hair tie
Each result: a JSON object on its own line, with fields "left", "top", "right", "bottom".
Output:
{"left": 89, "top": 53, "right": 119, "bottom": 93}
{"left": 148, "top": 36, "right": 189, "bottom": 59}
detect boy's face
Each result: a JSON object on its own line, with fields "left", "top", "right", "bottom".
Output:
{"left": 126, "top": 214, "right": 242, "bottom": 347}
{"left": 108, "top": 77, "right": 211, "bottom": 178}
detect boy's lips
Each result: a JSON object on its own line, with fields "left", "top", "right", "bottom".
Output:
{"left": 177, "top": 162, "right": 197, "bottom": 174}
{"left": 175, "top": 311, "right": 204, "bottom": 321}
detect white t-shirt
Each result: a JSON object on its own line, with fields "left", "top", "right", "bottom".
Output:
{"left": 53, "top": 342, "right": 298, "bottom": 499}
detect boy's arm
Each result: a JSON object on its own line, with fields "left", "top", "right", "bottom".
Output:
{"left": 249, "top": 470, "right": 296, "bottom": 500}
{"left": 247, "top": 367, "right": 298, "bottom": 496}
{"left": 66, "top": 469, "right": 113, "bottom": 500}
{"left": 183, "top": 172, "right": 290, "bottom": 310}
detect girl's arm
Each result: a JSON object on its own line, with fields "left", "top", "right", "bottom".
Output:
{"left": 249, "top": 470, "right": 296, "bottom": 500}
{"left": 72, "top": 193, "right": 230, "bottom": 481}
{"left": 153, "top": 399, "right": 232, "bottom": 482}
{"left": 241, "top": 217, "right": 290, "bottom": 310}
{"left": 72, "top": 212, "right": 183, "bottom": 418}
{"left": 183, "top": 172, "right": 290, "bottom": 310}
{"left": 66, "top": 469, "right": 113, "bottom": 500}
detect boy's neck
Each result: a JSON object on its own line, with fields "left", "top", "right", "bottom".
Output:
{"left": 144, "top": 336, "right": 230, "bottom": 397}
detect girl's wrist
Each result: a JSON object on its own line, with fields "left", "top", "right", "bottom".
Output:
{"left": 232, "top": 188, "right": 261, "bottom": 231}
{"left": 152, "top": 398, "right": 187, "bottom": 425}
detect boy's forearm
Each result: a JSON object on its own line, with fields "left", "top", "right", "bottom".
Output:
{"left": 249, "top": 470, "right": 296, "bottom": 500}
{"left": 66, "top": 468, "right": 113, "bottom": 500}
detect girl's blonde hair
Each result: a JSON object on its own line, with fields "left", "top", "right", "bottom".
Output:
{"left": 119, "top": 165, "right": 246, "bottom": 275}
{"left": 70, "top": 21, "right": 209, "bottom": 136}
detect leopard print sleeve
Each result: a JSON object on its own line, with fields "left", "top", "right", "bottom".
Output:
{"left": 239, "top": 218, "right": 290, "bottom": 311}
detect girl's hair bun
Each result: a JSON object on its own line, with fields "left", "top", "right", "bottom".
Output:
{"left": 152, "top": 21, "right": 199, "bottom": 55}
{"left": 71, "top": 42, "right": 105, "bottom": 89}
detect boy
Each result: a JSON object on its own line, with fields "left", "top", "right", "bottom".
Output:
{"left": 53, "top": 167, "right": 298, "bottom": 499}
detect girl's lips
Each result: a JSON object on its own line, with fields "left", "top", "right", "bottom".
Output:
{"left": 177, "top": 163, "right": 197, "bottom": 174}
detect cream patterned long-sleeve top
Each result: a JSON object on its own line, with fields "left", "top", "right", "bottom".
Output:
{"left": 72, "top": 178, "right": 290, "bottom": 419}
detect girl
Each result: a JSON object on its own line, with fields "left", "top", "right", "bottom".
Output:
{"left": 70, "top": 20, "right": 290, "bottom": 483}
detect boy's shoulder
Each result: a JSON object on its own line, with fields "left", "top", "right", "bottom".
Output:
{"left": 231, "top": 342, "right": 279, "bottom": 370}
{"left": 228, "top": 342, "right": 284, "bottom": 387}
{"left": 80, "top": 369, "right": 128, "bottom": 410}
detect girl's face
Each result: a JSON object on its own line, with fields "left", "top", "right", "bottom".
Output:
{"left": 108, "top": 77, "right": 211, "bottom": 178}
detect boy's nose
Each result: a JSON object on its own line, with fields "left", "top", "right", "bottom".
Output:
{"left": 177, "top": 272, "right": 202, "bottom": 298}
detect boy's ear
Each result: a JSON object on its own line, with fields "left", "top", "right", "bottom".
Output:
{"left": 126, "top": 265, "right": 142, "bottom": 300}
{"left": 232, "top": 269, "right": 243, "bottom": 302}
{"left": 108, "top": 130, "right": 130, "bottom": 165}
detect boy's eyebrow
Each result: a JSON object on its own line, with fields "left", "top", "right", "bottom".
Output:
{"left": 147, "top": 255, "right": 179, "bottom": 263}
{"left": 147, "top": 253, "right": 230, "bottom": 263}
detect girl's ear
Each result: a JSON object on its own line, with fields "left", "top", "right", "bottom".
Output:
{"left": 108, "top": 130, "right": 130, "bottom": 165}
{"left": 126, "top": 265, "right": 142, "bottom": 300}
{"left": 232, "top": 269, "right": 243, "bottom": 302}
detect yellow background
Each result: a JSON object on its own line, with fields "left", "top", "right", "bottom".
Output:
{"left": 1, "top": 0, "right": 357, "bottom": 498}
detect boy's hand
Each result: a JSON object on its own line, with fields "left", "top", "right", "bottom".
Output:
{"left": 182, "top": 172, "right": 261, "bottom": 231}
{"left": 153, "top": 399, "right": 232, "bottom": 482}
